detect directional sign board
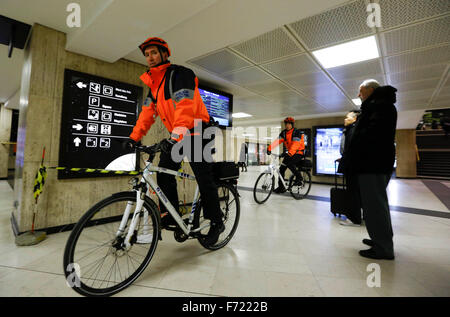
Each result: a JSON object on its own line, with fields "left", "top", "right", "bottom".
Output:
{"left": 59, "top": 69, "right": 143, "bottom": 179}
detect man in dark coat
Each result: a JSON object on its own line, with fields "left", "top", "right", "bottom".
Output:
{"left": 345, "top": 79, "right": 397, "bottom": 260}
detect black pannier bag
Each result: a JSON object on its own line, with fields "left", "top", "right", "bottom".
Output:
{"left": 300, "top": 158, "right": 312, "bottom": 170}
{"left": 212, "top": 161, "right": 240, "bottom": 181}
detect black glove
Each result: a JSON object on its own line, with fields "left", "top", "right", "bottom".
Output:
{"left": 280, "top": 151, "right": 288, "bottom": 158}
{"left": 160, "top": 138, "right": 177, "bottom": 154}
{"left": 267, "top": 149, "right": 271, "bottom": 155}
{"left": 122, "top": 138, "right": 138, "bottom": 151}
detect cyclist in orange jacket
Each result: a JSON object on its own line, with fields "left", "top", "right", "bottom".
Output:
{"left": 267, "top": 117, "right": 305, "bottom": 193}
{"left": 124, "top": 37, "right": 224, "bottom": 245}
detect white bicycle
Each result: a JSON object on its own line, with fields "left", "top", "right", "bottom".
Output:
{"left": 63, "top": 143, "right": 240, "bottom": 297}
{"left": 253, "top": 153, "right": 311, "bottom": 204}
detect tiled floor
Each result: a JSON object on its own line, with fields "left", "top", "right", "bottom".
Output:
{"left": 0, "top": 166, "right": 449, "bottom": 297}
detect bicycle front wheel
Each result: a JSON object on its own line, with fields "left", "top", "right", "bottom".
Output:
{"left": 253, "top": 172, "right": 274, "bottom": 204}
{"left": 63, "top": 191, "right": 160, "bottom": 297}
{"left": 289, "top": 170, "right": 312, "bottom": 200}
{"left": 197, "top": 182, "right": 240, "bottom": 251}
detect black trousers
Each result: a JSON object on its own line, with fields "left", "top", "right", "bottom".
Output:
{"left": 278, "top": 154, "right": 302, "bottom": 187}
{"left": 344, "top": 173, "right": 362, "bottom": 224}
{"left": 358, "top": 173, "right": 394, "bottom": 256}
{"left": 157, "top": 135, "right": 222, "bottom": 223}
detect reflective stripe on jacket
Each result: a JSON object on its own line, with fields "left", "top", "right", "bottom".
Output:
{"left": 130, "top": 62, "right": 210, "bottom": 142}
{"left": 268, "top": 128, "right": 305, "bottom": 156}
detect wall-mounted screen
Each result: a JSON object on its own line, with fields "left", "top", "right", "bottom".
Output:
{"left": 198, "top": 85, "right": 233, "bottom": 129}
{"left": 59, "top": 69, "right": 143, "bottom": 179}
{"left": 313, "top": 125, "right": 344, "bottom": 175}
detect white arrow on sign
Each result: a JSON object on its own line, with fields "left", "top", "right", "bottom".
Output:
{"left": 76, "top": 82, "right": 87, "bottom": 89}
{"left": 73, "top": 137, "right": 81, "bottom": 147}
{"left": 72, "top": 124, "right": 83, "bottom": 130}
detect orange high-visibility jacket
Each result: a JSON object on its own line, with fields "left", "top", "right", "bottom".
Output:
{"left": 268, "top": 128, "right": 305, "bottom": 156}
{"left": 129, "top": 62, "right": 210, "bottom": 142}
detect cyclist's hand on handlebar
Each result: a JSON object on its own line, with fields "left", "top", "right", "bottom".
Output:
{"left": 280, "top": 151, "right": 289, "bottom": 158}
{"left": 267, "top": 149, "right": 271, "bottom": 155}
{"left": 122, "top": 138, "right": 140, "bottom": 150}
{"left": 160, "top": 138, "right": 177, "bottom": 154}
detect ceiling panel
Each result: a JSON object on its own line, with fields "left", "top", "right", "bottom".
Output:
{"left": 244, "top": 80, "right": 291, "bottom": 95}
{"left": 289, "top": 0, "right": 372, "bottom": 50}
{"left": 394, "top": 78, "right": 442, "bottom": 93}
{"left": 284, "top": 71, "right": 333, "bottom": 90}
{"left": 378, "top": 0, "right": 450, "bottom": 30}
{"left": 327, "top": 58, "right": 383, "bottom": 81}
{"left": 396, "top": 88, "right": 435, "bottom": 103}
{"left": 260, "top": 54, "right": 320, "bottom": 79}
{"left": 263, "top": 90, "right": 312, "bottom": 107}
{"left": 382, "top": 16, "right": 450, "bottom": 56}
{"left": 188, "top": 48, "right": 252, "bottom": 75}
{"left": 387, "top": 64, "right": 446, "bottom": 83}
{"left": 222, "top": 67, "right": 274, "bottom": 85}
{"left": 396, "top": 102, "right": 432, "bottom": 111}
{"left": 230, "top": 28, "right": 302, "bottom": 64}
{"left": 385, "top": 44, "right": 450, "bottom": 73}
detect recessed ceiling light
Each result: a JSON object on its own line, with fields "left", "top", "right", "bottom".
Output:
{"left": 312, "top": 36, "right": 379, "bottom": 69}
{"left": 232, "top": 112, "right": 253, "bottom": 118}
{"left": 352, "top": 98, "right": 362, "bottom": 106}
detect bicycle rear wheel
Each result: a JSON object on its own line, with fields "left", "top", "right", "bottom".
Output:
{"left": 197, "top": 182, "right": 240, "bottom": 250}
{"left": 253, "top": 172, "right": 274, "bottom": 204}
{"left": 289, "top": 170, "right": 312, "bottom": 200}
{"left": 63, "top": 191, "right": 160, "bottom": 297}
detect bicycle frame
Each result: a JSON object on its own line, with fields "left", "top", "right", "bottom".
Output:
{"left": 118, "top": 159, "right": 204, "bottom": 249}
{"left": 265, "top": 155, "right": 289, "bottom": 190}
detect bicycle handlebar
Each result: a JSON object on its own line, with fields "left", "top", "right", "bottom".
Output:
{"left": 135, "top": 143, "right": 161, "bottom": 155}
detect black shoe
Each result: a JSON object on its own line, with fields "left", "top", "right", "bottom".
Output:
{"left": 204, "top": 222, "right": 225, "bottom": 245}
{"left": 362, "top": 239, "right": 374, "bottom": 247}
{"left": 359, "top": 248, "right": 394, "bottom": 260}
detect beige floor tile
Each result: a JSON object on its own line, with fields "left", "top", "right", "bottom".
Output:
{"left": 316, "top": 276, "right": 380, "bottom": 297}
{"left": 211, "top": 267, "right": 268, "bottom": 297}
{"left": 264, "top": 271, "right": 324, "bottom": 297}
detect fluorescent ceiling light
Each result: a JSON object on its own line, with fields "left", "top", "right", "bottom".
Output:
{"left": 263, "top": 137, "right": 273, "bottom": 140}
{"left": 242, "top": 133, "right": 254, "bottom": 137}
{"left": 232, "top": 112, "right": 252, "bottom": 118}
{"left": 312, "top": 36, "right": 379, "bottom": 69}
{"left": 352, "top": 98, "right": 362, "bottom": 106}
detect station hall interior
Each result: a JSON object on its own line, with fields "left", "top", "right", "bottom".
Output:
{"left": 0, "top": 0, "right": 449, "bottom": 297}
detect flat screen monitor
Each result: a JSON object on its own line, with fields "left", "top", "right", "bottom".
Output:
{"left": 198, "top": 85, "right": 233, "bottom": 128}
{"left": 313, "top": 125, "right": 344, "bottom": 176}
{"left": 59, "top": 69, "right": 143, "bottom": 179}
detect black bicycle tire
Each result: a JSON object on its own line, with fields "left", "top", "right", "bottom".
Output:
{"left": 197, "top": 182, "right": 240, "bottom": 251}
{"left": 289, "top": 170, "right": 312, "bottom": 200}
{"left": 253, "top": 172, "right": 274, "bottom": 204}
{"left": 63, "top": 191, "right": 160, "bottom": 297}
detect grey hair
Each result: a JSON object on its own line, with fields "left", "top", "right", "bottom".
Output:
{"left": 360, "top": 79, "right": 380, "bottom": 89}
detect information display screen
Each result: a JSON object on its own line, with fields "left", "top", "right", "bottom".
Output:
{"left": 313, "top": 125, "right": 344, "bottom": 175}
{"left": 59, "top": 69, "right": 142, "bottom": 179}
{"left": 198, "top": 85, "right": 233, "bottom": 128}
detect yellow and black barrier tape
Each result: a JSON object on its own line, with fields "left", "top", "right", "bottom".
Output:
{"left": 49, "top": 166, "right": 141, "bottom": 175}
{"left": 33, "top": 165, "right": 141, "bottom": 200}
